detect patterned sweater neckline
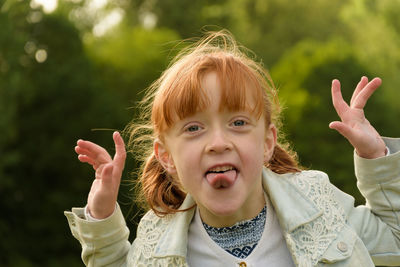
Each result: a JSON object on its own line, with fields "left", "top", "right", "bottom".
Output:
{"left": 202, "top": 206, "right": 267, "bottom": 259}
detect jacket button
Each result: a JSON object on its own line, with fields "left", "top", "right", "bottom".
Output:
{"left": 239, "top": 262, "right": 247, "bottom": 267}
{"left": 337, "top": 241, "right": 348, "bottom": 252}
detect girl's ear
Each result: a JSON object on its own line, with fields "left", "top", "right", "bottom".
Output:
{"left": 154, "top": 139, "right": 177, "bottom": 175}
{"left": 264, "top": 124, "right": 277, "bottom": 162}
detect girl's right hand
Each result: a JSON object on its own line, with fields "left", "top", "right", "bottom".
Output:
{"left": 75, "top": 131, "right": 126, "bottom": 219}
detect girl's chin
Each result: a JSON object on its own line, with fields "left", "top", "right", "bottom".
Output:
{"left": 201, "top": 189, "right": 248, "bottom": 215}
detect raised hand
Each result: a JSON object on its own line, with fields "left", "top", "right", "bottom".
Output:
{"left": 75, "top": 131, "right": 126, "bottom": 219}
{"left": 329, "top": 76, "right": 386, "bottom": 159}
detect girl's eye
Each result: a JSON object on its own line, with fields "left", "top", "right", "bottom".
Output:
{"left": 233, "top": 120, "right": 246, "bottom": 127}
{"left": 186, "top": 125, "right": 201, "bottom": 132}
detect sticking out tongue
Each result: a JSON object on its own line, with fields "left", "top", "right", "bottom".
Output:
{"left": 206, "top": 169, "right": 237, "bottom": 189}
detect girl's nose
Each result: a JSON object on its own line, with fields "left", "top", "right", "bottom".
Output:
{"left": 205, "top": 129, "right": 232, "bottom": 153}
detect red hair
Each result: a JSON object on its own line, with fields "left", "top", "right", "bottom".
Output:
{"left": 125, "top": 30, "right": 300, "bottom": 216}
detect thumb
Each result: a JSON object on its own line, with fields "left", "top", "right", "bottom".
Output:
{"left": 329, "top": 121, "right": 356, "bottom": 142}
{"left": 113, "top": 131, "right": 126, "bottom": 171}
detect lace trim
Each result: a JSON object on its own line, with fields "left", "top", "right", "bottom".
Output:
{"left": 285, "top": 170, "right": 346, "bottom": 266}
{"left": 129, "top": 212, "right": 189, "bottom": 266}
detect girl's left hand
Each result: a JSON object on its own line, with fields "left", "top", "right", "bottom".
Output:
{"left": 329, "top": 76, "right": 386, "bottom": 159}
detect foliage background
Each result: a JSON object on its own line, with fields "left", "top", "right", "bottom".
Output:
{"left": 1, "top": 0, "right": 399, "bottom": 265}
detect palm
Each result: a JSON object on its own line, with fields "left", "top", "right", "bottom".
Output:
{"left": 329, "top": 77, "right": 386, "bottom": 159}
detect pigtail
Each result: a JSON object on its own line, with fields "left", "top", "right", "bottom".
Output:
{"left": 267, "top": 144, "right": 301, "bottom": 174}
{"left": 139, "top": 153, "right": 191, "bottom": 216}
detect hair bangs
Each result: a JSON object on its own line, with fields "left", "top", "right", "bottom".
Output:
{"left": 152, "top": 63, "right": 210, "bottom": 134}
{"left": 216, "top": 55, "right": 264, "bottom": 119}
{"left": 169, "top": 72, "right": 210, "bottom": 122}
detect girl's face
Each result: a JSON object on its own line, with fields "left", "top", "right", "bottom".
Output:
{"left": 155, "top": 72, "right": 276, "bottom": 227}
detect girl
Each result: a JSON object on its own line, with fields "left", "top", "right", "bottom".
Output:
{"left": 65, "top": 31, "right": 400, "bottom": 266}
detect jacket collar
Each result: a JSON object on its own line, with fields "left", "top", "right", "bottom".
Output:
{"left": 153, "top": 195, "right": 195, "bottom": 258}
{"left": 262, "top": 168, "right": 323, "bottom": 232}
{"left": 153, "top": 167, "right": 323, "bottom": 258}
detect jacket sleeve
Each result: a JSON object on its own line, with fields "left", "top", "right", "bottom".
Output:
{"left": 64, "top": 203, "right": 130, "bottom": 266}
{"left": 348, "top": 137, "right": 400, "bottom": 266}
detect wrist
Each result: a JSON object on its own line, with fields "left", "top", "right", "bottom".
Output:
{"left": 85, "top": 204, "right": 117, "bottom": 221}
{"left": 356, "top": 147, "right": 388, "bottom": 159}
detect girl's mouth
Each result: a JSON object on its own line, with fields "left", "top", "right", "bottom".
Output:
{"left": 205, "top": 165, "right": 238, "bottom": 188}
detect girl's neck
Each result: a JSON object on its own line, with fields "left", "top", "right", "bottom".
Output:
{"left": 198, "top": 189, "right": 265, "bottom": 228}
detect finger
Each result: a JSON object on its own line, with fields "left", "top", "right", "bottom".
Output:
{"left": 352, "top": 77, "right": 382, "bottom": 109}
{"left": 331, "top": 79, "right": 349, "bottom": 117}
{"left": 78, "top": 155, "right": 97, "bottom": 168}
{"left": 113, "top": 131, "right": 126, "bottom": 170}
{"left": 75, "top": 145, "right": 103, "bottom": 169}
{"left": 350, "top": 76, "right": 368, "bottom": 105}
{"left": 75, "top": 146, "right": 97, "bottom": 159}
{"left": 77, "top": 139, "right": 109, "bottom": 158}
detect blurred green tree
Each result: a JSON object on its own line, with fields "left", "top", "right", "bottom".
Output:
{"left": 221, "top": 0, "right": 349, "bottom": 67}
{"left": 340, "top": 0, "right": 400, "bottom": 113}
{"left": 129, "top": 0, "right": 229, "bottom": 37}
{"left": 0, "top": 1, "right": 127, "bottom": 265}
{"left": 84, "top": 25, "right": 180, "bottom": 107}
